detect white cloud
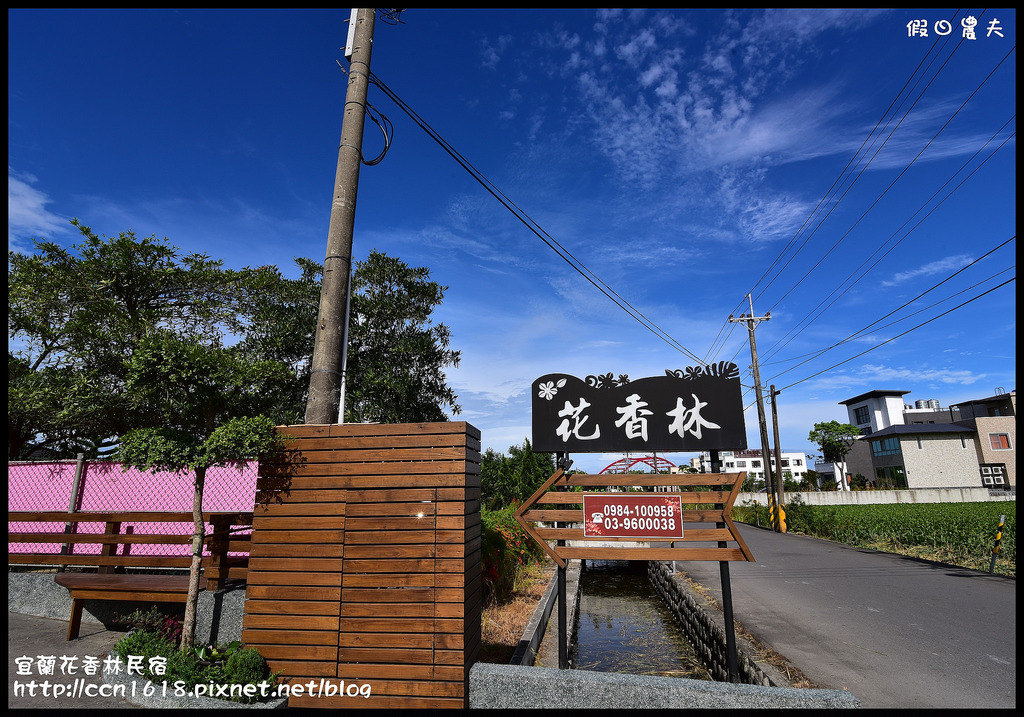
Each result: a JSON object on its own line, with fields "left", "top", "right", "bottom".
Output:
{"left": 857, "top": 363, "right": 986, "bottom": 386}
{"left": 881, "top": 255, "right": 974, "bottom": 287}
{"left": 8, "top": 169, "right": 68, "bottom": 250}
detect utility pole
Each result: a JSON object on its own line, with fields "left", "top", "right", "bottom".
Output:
{"left": 305, "top": 8, "right": 377, "bottom": 425}
{"left": 769, "top": 384, "right": 786, "bottom": 530}
{"left": 729, "top": 295, "right": 779, "bottom": 531}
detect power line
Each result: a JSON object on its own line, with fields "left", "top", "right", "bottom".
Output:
{"left": 764, "top": 253, "right": 1014, "bottom": 382}
{"left": 749, "top": 14, "right": 965, "bottom": 304}
{"left": 706, "top": 13, "right": 976, "bottom": 365}
{"left": 760, "top": 121, "right": 1016, "bottom": 364}
{"left": 365, "top": 70, "right": 708, "bottom": 365}
{"left": 762, "top": 42, "right": 1015, "bottom": 318}
{"left": 774, "top": 277, "right": 1016, "bottom": 394}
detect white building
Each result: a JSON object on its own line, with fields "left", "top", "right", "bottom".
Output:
{"left": 682, "top": 449, "right": 808, "bottom": 487}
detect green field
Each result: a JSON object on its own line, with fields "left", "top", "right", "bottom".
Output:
{"left": 732, "top": 499, "right": 1015, "bottom": 577}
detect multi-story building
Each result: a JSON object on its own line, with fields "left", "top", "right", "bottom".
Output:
{"left": 683, "top": 449, "right": 808, "bottom": 487}
{"left": 821, "top": 389, "right": 1015, "bottom": 491}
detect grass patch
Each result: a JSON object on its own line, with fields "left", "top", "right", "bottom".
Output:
{"left": 479, "top": 559, "right": 555, "bottom": 664}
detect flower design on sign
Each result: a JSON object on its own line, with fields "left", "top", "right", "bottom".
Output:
{"left": 538, "top": 378, "right": 567, "bottom": 400}
{"left": 584, "top": 513, "right": 606, "bottom": 536}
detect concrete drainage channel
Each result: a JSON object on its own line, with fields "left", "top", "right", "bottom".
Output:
{"left": 468, "top": 560, "right": 860, "bottom": 709}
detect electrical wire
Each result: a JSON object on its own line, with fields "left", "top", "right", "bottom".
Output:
{"left": 760, "top": 120, "right": 1016, "bottom": 364}
{"left": 364, "top": 69, "right": 708, "bottom": 366}
{"left": 773, "top": 276, "right": 1016, "bottom": 394}
{"left": 706, "top": 11, "right": 971, "bottom": 362}
{"left": 362, "top": 101, "right": 393, "bottom": 166}
{"left": 764, "top": 255, "right": 1015, "bottom": 382}
{"left": 336, "top": 60, "right": 394, "bottom": 166}
{"left": 717, "top": 42, "right": 1015, "bottom": 375}
{"left": 763, "top": 43, "right": 1015, "bottom": 321}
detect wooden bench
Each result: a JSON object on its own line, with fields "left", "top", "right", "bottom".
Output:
{"left": 53, "top": 573, "right": 209, "bottom": 640}
{"left": 9, "top": 511, "right": 253, "bottom": 640}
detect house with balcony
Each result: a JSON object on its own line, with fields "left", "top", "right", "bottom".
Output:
{"left": 826, "top": 389, "right": 1015, "bottom": 491}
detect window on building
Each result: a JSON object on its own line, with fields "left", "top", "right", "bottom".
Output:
{"left": 989, "top": 433, "right": 1011, "bottom": 450}
{"left": 875, "top": 465, "right": 908, "bottom": 489}
{"left": 793, "top": 459, "right": 802, "bottom": 466}
{"left": 736, "top": 460, "right": 746, "bottom": 468}
{"left": 854, "top": 406, "right": 870, "bottom": 424}
{"left": 751, "top": 460, "right": 761, "bottom": 468}
{"left": 871, "top": 436, "right": 901, "bottom": 456}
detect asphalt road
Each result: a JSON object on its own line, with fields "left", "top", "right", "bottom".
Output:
{"left": 673, "top": 523, "right": 1015, "bottom": 709}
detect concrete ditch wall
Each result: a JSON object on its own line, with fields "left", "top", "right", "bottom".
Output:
{"left": 647, "top": 560, "right": 782, "bottom": 686}
{"left": 737, "top": 487, "right": 1014, "bottom": 506}
{"left": 486, "top": 559, "right": 859, "bottom": 709}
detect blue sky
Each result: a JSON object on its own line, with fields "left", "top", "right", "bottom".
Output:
{"left": 8, "top": 9, "right": 1016, "bottom": 473}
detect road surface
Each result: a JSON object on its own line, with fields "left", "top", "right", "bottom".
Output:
{"left": 673, "top": 523, "right": 1015, "bottom": 709}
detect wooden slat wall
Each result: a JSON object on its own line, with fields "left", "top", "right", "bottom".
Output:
{"left": 242, "top": 422, "right": 482, "bottom": 709}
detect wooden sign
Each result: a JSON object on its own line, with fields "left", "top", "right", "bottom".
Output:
{"left": 531, "top": 365, "right": 747, "bottom": 453}
{"left": 514, "top": 469, "right": 754, "bottom": 569}
{"left": 582, "top": 493, "right": 684, "bottom": 539}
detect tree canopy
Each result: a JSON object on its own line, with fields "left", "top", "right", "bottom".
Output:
{"left": 8, "top": 220, "right": 260, "bottom": 458}
{"left": 344, "top": 250, "right": 461, "bottom": 424}
{"left": 8, "top": 223, "right": 462, "bottom": 459}
{"left": 807, "top": 420, "right": 862, "bottom": 464}
{"left": 481, "top": 438, "right": 556, "bottom": 511}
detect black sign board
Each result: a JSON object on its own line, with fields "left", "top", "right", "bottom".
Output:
{"left": 531, "top": 364, "right": 747, "bottom": 453}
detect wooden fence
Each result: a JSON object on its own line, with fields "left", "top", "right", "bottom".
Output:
{"left": 241, "top": 422, "right": 482, "bottom": 709}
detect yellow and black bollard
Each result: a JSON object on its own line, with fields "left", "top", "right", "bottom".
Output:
{"left": 767, "top": 494, "right": 787, "bottom": 533}
{"left": 989, "top": 514, "right": 1006, "bottom": 574}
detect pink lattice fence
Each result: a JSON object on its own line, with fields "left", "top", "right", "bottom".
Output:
{"left": 8, "top": 460, "right": 257, "bottom": 557}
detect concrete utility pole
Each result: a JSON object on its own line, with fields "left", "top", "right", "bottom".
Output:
{"left": 769, "top": 384, "right": 786, "bottom": 526}
{"left": 729, "top": 295, "right": 779, "bottom": 531}
{"left": 305, "top": 8, "right": 377, "bottom": 425}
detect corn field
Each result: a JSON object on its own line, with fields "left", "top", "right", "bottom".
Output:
{"left": 733, "top": 500, "right": 1015, "bottom": 576}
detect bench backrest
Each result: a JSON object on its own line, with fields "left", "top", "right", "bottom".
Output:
{"left": 8, "top": 511, "right": 253, "bottom": 590}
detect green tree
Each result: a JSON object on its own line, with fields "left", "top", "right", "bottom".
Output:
{"left": 481, "top": 438, "right": 556, "bottom": 510}
{"left": 9, "top": 225, "right": 461, "bottom": 456}
{"left": 344, "top": 250, "right": 461, "bottom": 423}
{"left": 117, "top": 331, "right": 295, "bottom": 651}
{"left": 8, "top": 220, "right": 272, "bottom": 457}
{"left": 808, "top": 420, "right": 861, "bottom": 490}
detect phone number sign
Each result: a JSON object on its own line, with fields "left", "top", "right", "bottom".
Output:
{"left": 582, "top": 494, "right": 684, "bottom": 539}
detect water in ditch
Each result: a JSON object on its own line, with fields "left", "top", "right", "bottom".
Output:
{"left": 571, "top": 560, "right": 711, "bottom": 680}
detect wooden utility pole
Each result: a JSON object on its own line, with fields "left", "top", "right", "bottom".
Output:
{"left": 770, "top": 384, "right": 786, "bottom": 530}
{"left": 729, "top": 295, "right": 779, "bottom": 531}
{"left": 305, "top": 8, "right": 377, "bottom": 425}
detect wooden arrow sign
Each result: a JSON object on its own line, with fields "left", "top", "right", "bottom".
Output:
{"left": 514, "top": 471, "right": 755, "bottom": 569}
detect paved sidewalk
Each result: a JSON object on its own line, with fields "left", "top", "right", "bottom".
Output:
{"left": 8, "top": 612, "right": 133, "bottom": 710}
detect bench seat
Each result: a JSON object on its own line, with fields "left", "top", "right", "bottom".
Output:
{"left": 54, "top": 573, "right": 208, "bottom": 641}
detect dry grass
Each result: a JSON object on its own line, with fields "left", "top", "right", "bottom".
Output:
{"left": 478, "top": 559, "right": 556, "bottom": 664}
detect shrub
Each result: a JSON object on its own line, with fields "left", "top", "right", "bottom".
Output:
{"left": 224, "top": 647, "right": 272, "bottom": 686}
{"left": 481, "top": 505, "right": 545, "bottom": 604}
{"left": 113, "top": 606, "right": 183, "bottom": 645}
{"left": 113, "top": 628, "right": 279, "bottom": 704}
